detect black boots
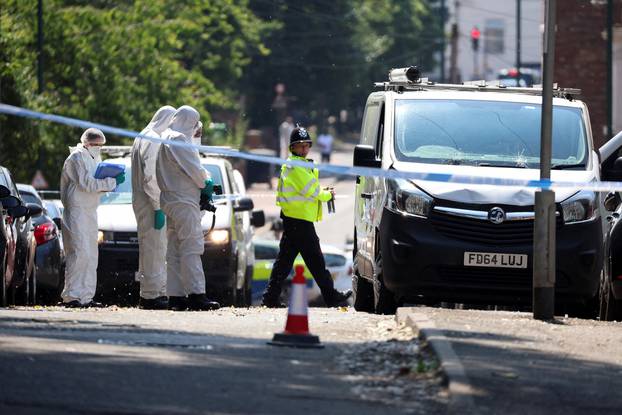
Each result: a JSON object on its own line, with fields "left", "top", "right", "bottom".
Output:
{"left": 187, "top": 294, "right": 220, "bottom": 311}
{"left": 324, "top": 289, "right": 353, "bottom": 307}
{"left": 168, "top": 296, "right": 188, "bottom": 311}
{"left": 261, "top": 296, "right": 287, "bottom": 308}
{"left": 139, "top": 296, "right": 169, "bottom": 310}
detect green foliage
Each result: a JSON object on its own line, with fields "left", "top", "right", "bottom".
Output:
{"left": 0, "top": 0, "right": 270, "bottom": 187}
{"left": 243, "top": 0, "right": 442, "bottom": 132}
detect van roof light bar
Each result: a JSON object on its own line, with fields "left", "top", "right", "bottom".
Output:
{"left": 377, "top": 67, "right": 581, "bottom": 99}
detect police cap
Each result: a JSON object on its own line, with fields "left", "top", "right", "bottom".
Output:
{"left": 289, "top": 126, "right": 313, "bottom": 147}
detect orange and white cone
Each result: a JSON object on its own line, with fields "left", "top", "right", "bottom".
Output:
{"left": 268, "top": 264, "right": 323, "bottom": 349}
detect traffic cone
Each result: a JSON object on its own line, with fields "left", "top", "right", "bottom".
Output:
{"left": 268, "top": 264, "right": 324, "bottom": 349}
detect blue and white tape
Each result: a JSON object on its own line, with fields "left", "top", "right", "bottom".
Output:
{"left": 2, "top": 103, "right": 622, "bottom": 192}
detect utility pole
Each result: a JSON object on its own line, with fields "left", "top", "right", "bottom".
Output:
{"left": 37, "top": 0, "right": 44, "bottom": 93}
{"left": 516, "top": 0, "right": 522, "bottom": 78}
{"left": 607, "top": 0, "right": 613, "bottom": 139}
{"left": 449, "top": 0, "right": 460, "bottom": 83}
{"left": 533, "top": 0, "right": 556, "bottom": 321}
{"left": 440, "top": 0, "right": 446, "bottom": 82}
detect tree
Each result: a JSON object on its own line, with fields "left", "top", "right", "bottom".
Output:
{"left": 0, "top": 0, "right": 271, "bottom": 187}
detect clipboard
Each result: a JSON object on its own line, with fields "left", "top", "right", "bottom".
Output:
{"left": 94, "top": 163, "right": 125, "bottom": 179}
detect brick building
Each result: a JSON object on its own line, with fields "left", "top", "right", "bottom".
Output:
{"left": 555, "top": 0, "right": 622, "bottom": 148}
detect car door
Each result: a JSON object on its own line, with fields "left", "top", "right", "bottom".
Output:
{"left": 354, "top": 94, "right": 384, "bottom": 279}
{"left": 0, "top": 169, "right": 18, "bottom": 290}
{"left": 225, "top": 163, "right": 246, "bottom": 290}
{"left": 6, "top": 172, "right": 31, "bottom": 287}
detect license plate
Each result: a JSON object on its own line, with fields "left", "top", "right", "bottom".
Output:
{"left": 464, "top": 252, "right": 528, "bottom": 269}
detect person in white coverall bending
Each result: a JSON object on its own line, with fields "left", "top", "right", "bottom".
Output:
{"left": 60, "top": 128, "right": 125, "bottom": 308}
{"left": 156, "top": 105, "right": 220, "bottom": 311}
{"left": 131, "top": 105, "right": 175, "bottom": 310}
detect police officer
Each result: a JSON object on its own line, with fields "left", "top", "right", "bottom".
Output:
{"left": 262, "top": 126, "right": 352, "bottom": 307}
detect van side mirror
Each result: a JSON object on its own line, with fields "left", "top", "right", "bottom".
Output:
{"left": 604, "top": 192, "right": 622, "bottom": 212}
{"left": 251, "top": 210, "right": 265, "bottom": 227}
{"left": 353, "top": 145, "right": 381, "bottom": 168}
{"left": 0, "top": 185, "right": 9, "bottom": 199}
{"left": 26, "top": 203, "right": 43, "bottom": 218}
{"left": 213, "top": 184, "right": 223, "bottom": 195}
{"left": 234, "top": 197, "right": 254, "bottom": 212}
{"left": 53, "top": 217, "right": 62, "bottom": 231}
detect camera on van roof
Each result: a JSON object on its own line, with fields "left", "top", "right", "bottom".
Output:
{"left": 388, "top": 66, "right": 421, "bottom": 83}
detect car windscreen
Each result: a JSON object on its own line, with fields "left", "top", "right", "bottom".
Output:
{"left": 100, "top": 165, "right": 132, "bottom": 205}
{"left": 394, "top": 99, "right": 588, "bottom": 169}
{"left": 201, "top": 163, "right": 225, "bottom": 200}
{"left": 254, "top": 243, "right": 279, "bottom": 260}
{"left": 100, "top": 163, "right": 225, "bottom": 205}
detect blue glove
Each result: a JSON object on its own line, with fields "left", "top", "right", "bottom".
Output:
{"left": 154, "top": 209, "right": 165, "bottom": 230}
{"left": 115, "top": 172, "right": 126, "bottom": 185}
{"left": 201, "top": 178, "right": 214, "bottom": 199}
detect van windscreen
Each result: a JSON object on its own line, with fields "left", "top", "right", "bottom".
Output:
{"left": 394, "top": 99, "right": 587, "bottom": 169}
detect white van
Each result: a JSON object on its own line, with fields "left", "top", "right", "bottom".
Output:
{"left": 352, "top": 68, "right": 605, "bottom": 314}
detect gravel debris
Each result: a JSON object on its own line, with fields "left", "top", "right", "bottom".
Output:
{"left": 334, "top": 319, "right": 449, "bottom": 414}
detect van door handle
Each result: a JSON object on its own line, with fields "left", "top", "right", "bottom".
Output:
{"left": 360, "top": 193, "right": 373, "bottom": 199}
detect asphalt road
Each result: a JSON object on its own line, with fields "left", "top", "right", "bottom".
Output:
{"left": 0, "top": 306, "right": 444, "bottom": 415}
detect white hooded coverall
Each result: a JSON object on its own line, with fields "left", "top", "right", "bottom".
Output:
{"left": 131, "top": 105, "right": 175, "bottom": 299}
{"left": 156, "top": 106, "right": 209, "bottom": 296}
{"left": 60, "top": 131, "right": 116, "bottom": 304}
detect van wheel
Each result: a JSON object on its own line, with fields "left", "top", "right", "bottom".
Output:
{"left": 373, "top": 250, "right": 398, "bottom": 315}
{"left": 599, "top": 270, "right": 622, "bottom": 321}
{"left": 352, "top": 272, "right": 374, "bottom": 312}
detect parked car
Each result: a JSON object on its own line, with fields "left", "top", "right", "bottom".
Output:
{"left": 251, "top": 238, "right": 353, "bottom": 306}
{"left": 597, "top": 131, "right": 622, "bottom": 321}
{"left": 96, "top": 149, "right": 264, "bottom": 306}
{"left": 352, "top": 67, "right": 604, "bottom": 314}
{"left": 0, "top": 168, "right": 41, "bottom": 306}
{"left": 17, "top": 184, "right": 65, "bottom": 305}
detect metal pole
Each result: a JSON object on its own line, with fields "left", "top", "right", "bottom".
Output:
{"left": 607, "top": 0, "right": 613, "bottom": 139}
{"left": 533, "top": 0, "right": 556, "bottom": 320}
{"left": 37, "top": 0, "right": 44, "bottom": 93}
{"left": 440, "top": 0, "right": 446, "bottom": 82}
{"left": 516, "top": 0, "right": 522, "bottom": 78}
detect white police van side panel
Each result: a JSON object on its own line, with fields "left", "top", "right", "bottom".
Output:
{"left": 354, "top": 93, "right": 384, "bottom": 281}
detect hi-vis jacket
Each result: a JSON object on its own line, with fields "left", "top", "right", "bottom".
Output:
{"left": 277, "top": 155, "right": 332, "bottom": 222}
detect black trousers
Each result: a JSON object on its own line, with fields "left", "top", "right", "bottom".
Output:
{"left": 263, "top": 213, "right": 335, "bottom": 300}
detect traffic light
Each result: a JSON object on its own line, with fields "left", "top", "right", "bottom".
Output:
{"left": 471, "top": 26, "right": 481, "bottom": 51}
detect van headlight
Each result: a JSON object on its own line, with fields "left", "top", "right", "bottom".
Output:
{"left": 204, "top": 229, "right": 229, "bottom": 244}
{"left": 388, "top": 179, "right": 433, "bottom": 218}
{"left": 561, "top": 190, "right": 599, "bottom": 224}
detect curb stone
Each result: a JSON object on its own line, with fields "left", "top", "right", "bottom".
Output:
{"left": 395, "top": 307, "right": 476, "bottom": 414}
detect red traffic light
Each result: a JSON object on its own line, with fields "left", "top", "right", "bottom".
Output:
{"left": 471, "top": 26, "right": 481, "bottom": 40}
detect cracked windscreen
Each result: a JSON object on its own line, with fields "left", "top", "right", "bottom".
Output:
{"left": 394, "top": 99, "right": 587, "bottom": 169}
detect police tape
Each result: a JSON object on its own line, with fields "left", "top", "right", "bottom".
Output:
{"left": 2, "top": 102, "right": 622, "bottom": 193}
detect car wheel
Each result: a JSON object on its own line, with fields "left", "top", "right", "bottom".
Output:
{"left": 373, "top": 248, "right": 398, "bottom": 315}
{"left": 0, "top": 251, "right": 6, "bottom": 307}
{"left": 599, "top": 270, "right": 622, "bottom": 321}
{"left": 28, "top": 266, "right": 37, "bottom": 305}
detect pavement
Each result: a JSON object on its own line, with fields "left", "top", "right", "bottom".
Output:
{"left": 397, "top": 307, "right": 622, "bottom": 415}
{"left": 0, "top": 306, "right": 437, "bottom": 415}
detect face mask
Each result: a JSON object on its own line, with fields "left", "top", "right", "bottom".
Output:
{"left": 87, "top": 146, "right": 101, "bottom": 158}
